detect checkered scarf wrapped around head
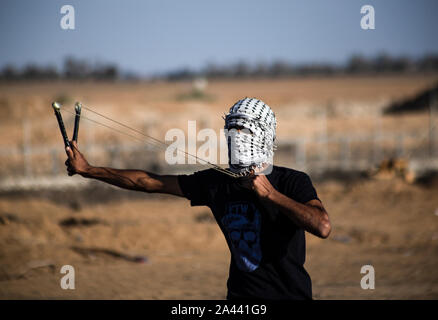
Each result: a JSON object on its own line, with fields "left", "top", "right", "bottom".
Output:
{"left": 224, "top": 98, "right": 277, "bottom": 175}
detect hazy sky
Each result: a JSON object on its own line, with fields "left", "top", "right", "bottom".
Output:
{"left": 1, "top": 0, "right": 437, "bottom": 76}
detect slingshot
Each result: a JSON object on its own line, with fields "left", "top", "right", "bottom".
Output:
{"left": 51, "top": 101, "right": 240, "bottom": 178}
{"left": 52, "top": 101, "right": 82, "bottom": 148}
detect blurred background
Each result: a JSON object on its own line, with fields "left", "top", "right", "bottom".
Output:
{"left": 0, "top": 0, "right": 437, "bottom": 299}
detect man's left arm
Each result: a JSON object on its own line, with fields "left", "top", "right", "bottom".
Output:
{"left": 242, "top": 174, "right": 331, "bottom": 239}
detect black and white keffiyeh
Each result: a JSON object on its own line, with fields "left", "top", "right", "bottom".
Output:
{"left": 224, "top": 98, "right": 277, "bottom": 175}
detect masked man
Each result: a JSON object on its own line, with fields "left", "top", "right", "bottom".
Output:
{"left": 65, "top": 97, "right": 331, "bottom": 300}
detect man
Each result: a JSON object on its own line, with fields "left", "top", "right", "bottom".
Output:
{"left": 65, "top": 97, "right": 331, "bottom": 300}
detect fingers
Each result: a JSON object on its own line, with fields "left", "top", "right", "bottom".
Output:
{"left": 65, "top": 140, "right": 84, "bottom": 177}
{"left": 65, "top": 141, "right": 79, "bottom": 176}
{"left": 71, "top": 140, "right": 84, "bottom": 160}
{"left": 66, "top": 161, "right": 76, "bottom": 176}
{"left": 66, "top": 140, "right": 80, "bottom": 156}
{"left": 65, "top": 145, "right": 75, "bottom": 159}
{"left": 71, "top": 140, "right": 82, "bottom": 155}
{"left": 238, "top": 176, "right": 255, "bottom": 189}
{"left": 66, "top": 165, "right": 75, "bottom": 176}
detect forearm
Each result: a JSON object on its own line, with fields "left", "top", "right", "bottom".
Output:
{"left": 79, "top": 166, "right": 159, "bottom": 192}
{"left": 266, "top": 190, "right": 331, "bottom": 238}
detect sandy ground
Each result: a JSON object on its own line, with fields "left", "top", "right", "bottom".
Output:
{"left": 1, "top": 76, "right": 437, "bottom": 299}
{"left": 1, "top": 175, "right": 437, "bottom": 300}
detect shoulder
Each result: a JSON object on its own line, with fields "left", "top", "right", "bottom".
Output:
{"left": 272, "top": 165, "right": 311, "bottom": 182}
{"left": 177, "top": 168, "right": 226, "bottom": 204}
{"left": 271, "top": 166, "right": 315, "bottom": 193}
{"left": 272, "top": 166, "right": 319, "bottom": 203}
{"left": 180, "top": 168, "right": 232, "bottom": 183}
{"left": 194, "top": 168, "right": 229, "bottom": 179}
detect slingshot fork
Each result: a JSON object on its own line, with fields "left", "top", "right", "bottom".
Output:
{"left": 52, "top": 101, "right": 82, "bottom": 146}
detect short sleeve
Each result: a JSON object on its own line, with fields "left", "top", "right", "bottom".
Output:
{"left": 283, "top": 172, "right": 319, "bottom": 204}
{"left": 177, "top": 170, "right": 212, "bottom": 206}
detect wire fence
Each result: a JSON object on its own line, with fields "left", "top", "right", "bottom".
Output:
{"left": 0, "top": 109, "right": 437, "bottom": 189}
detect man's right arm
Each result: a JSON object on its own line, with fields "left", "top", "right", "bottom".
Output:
{"left": 65, "top": 141, "right": 183, "bottom": 197}
{"left": 82, "top": 167, "right": 183, "bottom": 196}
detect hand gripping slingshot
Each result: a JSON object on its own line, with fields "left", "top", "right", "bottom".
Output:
{"left": 52, "top": 101, "right": 82, "bottom": 148}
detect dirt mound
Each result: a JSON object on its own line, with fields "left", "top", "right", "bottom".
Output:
{"left": 384, "top": 82, "right": 438, "bottom": 114}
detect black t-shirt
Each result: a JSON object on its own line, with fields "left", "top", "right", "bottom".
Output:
{"left": 177, "top": 165, "right": 319, "bottom": 300}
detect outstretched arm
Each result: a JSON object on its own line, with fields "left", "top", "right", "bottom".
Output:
{"left": 65, "top": 141, "right": 183, "bottom": 197}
